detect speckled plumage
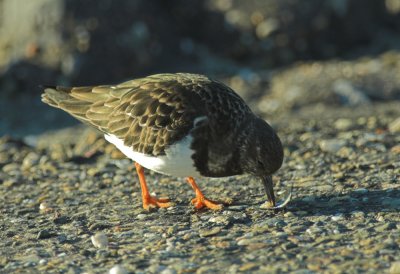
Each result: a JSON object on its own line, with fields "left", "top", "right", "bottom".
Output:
{"left": 42, "top": 73, "right": 283, "bottom": 207}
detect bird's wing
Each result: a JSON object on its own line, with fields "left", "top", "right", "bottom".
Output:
{"left": 41, "top": 73, "right": 253, "bottom": 156}
{"left": 41, "top": 75, "right": 199, "bottom": 156}
{"left": 106, "top": 78, "right": 198, "bottom": 155}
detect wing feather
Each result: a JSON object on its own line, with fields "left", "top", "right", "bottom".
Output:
{"left": 42, "top": 73, "right": 252, "bottom": 156}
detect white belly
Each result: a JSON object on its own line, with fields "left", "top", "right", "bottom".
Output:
{"left": 104, "top": 134, "right": 202, "bottom": 177}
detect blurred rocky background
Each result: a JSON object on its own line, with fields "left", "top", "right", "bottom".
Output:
{"left": 1, "top": 0, "right": 400, "bottom": 136}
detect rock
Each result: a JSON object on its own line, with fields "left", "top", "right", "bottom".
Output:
{"left": 2, "top": 163, "right": 20, "bottom": 173}
{"left": 388, "top": 117, "right": 400, "bottom": 133}
{"left": 284, "top": 212, "right": 295, "bottom": 217}
{"left": 199, "top": 227, "right": 222, "bottom": 237}
{"left": 109, "top": 265, "right": 128, "bottom": 274}
{"left": 331, "top": 214, "right": 345, "bottom": 221}
{"left": 390, "top": 261, "right": 400, "bottom": 274}
{"left": 334, "top": 118, "right": 354, "bottom": 131}
{"left": 356, "top": 133, "right": 385, "bottom": 147}
{"left": 39, "top": 202, "right": 51, "bottom": 212}
{"left": 391, "top": 145, "right": 400, "bottom": 154}
{"left": 136, "top": 214, "right": 147, "bottom": 220}
{"left": 37, "top": 229, "right": 54, "bottom": 239}
{"left": 319, "top": 139, "right": 347, "bottom": 153}
{"left": 237, "top": 238, "right": 253, "bottom": 246}
{"left": 91, "top": 232, "right": 109, "bottom": 249}
{"left": 208, "top": 216, "right": 231, "bottom": 226}
{"left": 160, "top": 268, "right": 177, "bottom": 274}
{"left": 22, "top": 152, "right": 40, "bottom": 170}
{"left": 351, "top": 211, "right": 365, "bottom": 219}
{"left": 332, "top": 79, "right": 371, "bottom": 106}
{"left": 53, "top": 216, "right": 71, "bottom": 225}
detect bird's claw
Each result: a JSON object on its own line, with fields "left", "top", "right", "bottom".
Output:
{"left": 191, "top": 197, "right": 223, "bottom": 210}
{"left": 142, "top": 196, "right": 173, "bottom": 210}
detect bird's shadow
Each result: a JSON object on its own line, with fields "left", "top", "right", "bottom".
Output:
{"left": 284, "top": 188, "right": 400, "bottom": 216}
{"left": 153, "top": 188, "right": 400, "bottom": 218}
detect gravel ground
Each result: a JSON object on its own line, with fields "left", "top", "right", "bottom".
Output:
{"left": 1, "top": 101, "right": 399, "bottom": 273}
{"left": 2, "top": 2, "right": 400, "bottom": 273}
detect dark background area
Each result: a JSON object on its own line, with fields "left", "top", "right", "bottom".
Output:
{"left": 1, "top": 0, "right": 400, "bottom": 136}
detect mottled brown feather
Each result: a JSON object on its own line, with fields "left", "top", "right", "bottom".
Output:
{"left": 41, "top": 73, "right": 252, "bottom": 157}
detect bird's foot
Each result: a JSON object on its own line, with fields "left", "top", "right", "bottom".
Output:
{"left": 191, "top": 196, "right": 223, "bottom": 210}
{"left": 142, "top": 196, "right": 172, "bottom": 210}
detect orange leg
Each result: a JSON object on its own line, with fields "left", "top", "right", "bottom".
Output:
{"left": 186, "top": 177, "right": 222, "bottom": 210}
{"left": 135, "top": 162, "right": 172, "bottom": 210}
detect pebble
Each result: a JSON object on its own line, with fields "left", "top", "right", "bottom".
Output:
{"left": 332, "top": 79, "right": 371, "bottom": 106}
{"left": 136, "top": 214, "right": 147, "bottom": 220}
{"left": 160, "top": 268, "right": 177, "bottom": 274}
{"left": 390, "top": 261, "right": 400, "bottom": 274}
{"left": 237, "top": 238, "right": 255, "bottom": 246}
{"left": 39, "top": 202, "right": 50, "bottom": 211}
{"left": 356, "top": 133, "right": 385, "bottom": 147}
{"left": 208, "top": 216, "right": 231, "bottom": 226}
{"left": 109, "top": 265, "right": 128, "bottom": 274}
{"left": 334, "top": 118, "right": 353, "bottom": 131}
{"left": 351, "top": 211, "right": 365, "bottom": 218}
{"left": 199, "top": 227, "right": 222, "bottom": 237}
{"left": 319, "top": 139, "right": 347, "bottom": 153}
{"left": 37, "top": 229, "right": 53, "bottom": 239}
{"left": 2, "top": 163, "right": 20, "bottom": 173}
{"left": 22, "top": 152, "right": 40, "bottom": 169}
{"left": 91, "top": 232, "right": 109, "bottom": 249}
{"left": 377, "top": 215, "right": 385, "bottom": 222}
{"left": 331, "top": 214, "right": 345, "bottom": 221}
{"left": 388, "top": 117, "right": 400, "bottom": 133}
{"left": 53, "top": 216, "right": 70, "bottom": 225}
{"left": 284, "top": 212, "right": 295, "bottom": 217}
{"left": 306, "top": 227, "right": 323, "bottom": 236}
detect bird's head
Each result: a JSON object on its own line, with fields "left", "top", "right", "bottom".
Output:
{"left": 241, "top": 117, "right": 284, "bottom": 207}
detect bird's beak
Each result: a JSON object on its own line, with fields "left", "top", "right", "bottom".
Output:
{"left": 262, "top": 175, "right": 276, "bottom": 207}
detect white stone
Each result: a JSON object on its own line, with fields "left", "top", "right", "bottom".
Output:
{"left": 39, "top": 202, "right": 49, "bottom": 211}
{"left": 109, "top": 265, "right": 128, "bottom": 274}
{"left": 136, "top": 214, "right": 147, "bottom": 220}
{"left": 319, "top": 139, "right": 347, "bottom": 153}
{"left": 331, "top": 214, "right": 345, "bottom": 221}
{"left": 91, "top": 232, "right": 108, "bottom": 249}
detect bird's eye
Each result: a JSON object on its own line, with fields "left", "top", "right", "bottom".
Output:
{"left": 258, "top": 161, "right": 264, "bottom": 167}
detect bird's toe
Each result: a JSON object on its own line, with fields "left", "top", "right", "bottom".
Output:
{"left": 191, "top": 197, "right": 223, "bottom": 210}
{"left": 143, "top": 196, "right": 173, "bottom": 210}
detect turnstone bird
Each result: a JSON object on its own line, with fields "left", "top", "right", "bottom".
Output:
{"left": 42, "top": 73, "right": 284, "bottom": 210}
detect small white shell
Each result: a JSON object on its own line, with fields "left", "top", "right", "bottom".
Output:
{"left": 39, "top": 202, "right": 49, "bottom": 211}
{"left": 261, "top": 183, "right": 293, "bottom": 210}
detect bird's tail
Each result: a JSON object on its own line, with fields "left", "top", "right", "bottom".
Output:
{"left": 41, "top": 86, "right": 94, "bottom": 124}
{"left": 41, "top": 85, "right": 124, "bottom": 132}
